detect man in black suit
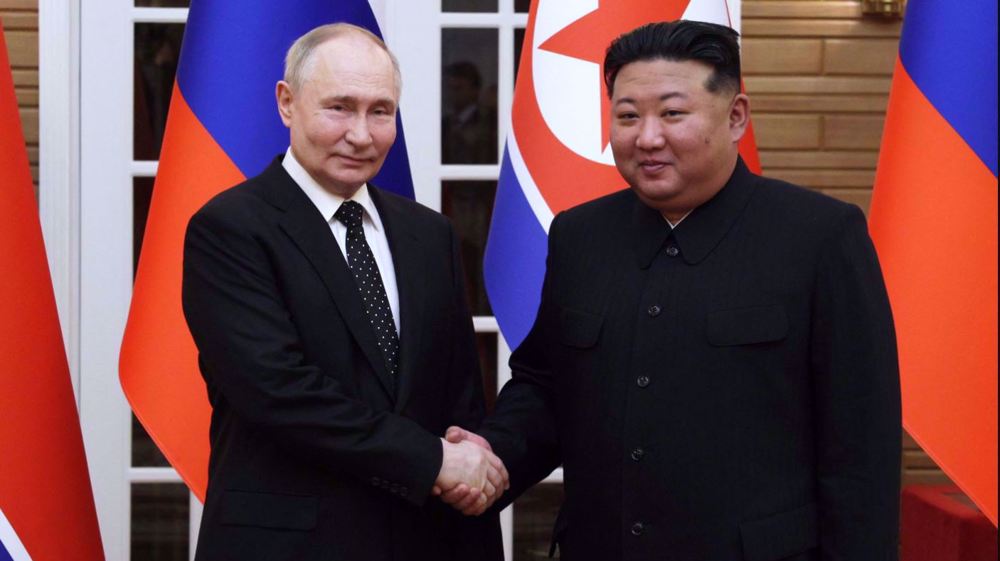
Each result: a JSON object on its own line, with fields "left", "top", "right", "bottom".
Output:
{"left": 182, "top": 23, "right": 505, "bottom": 561}
{"left": 446, "top": 20, "right": 901, "bottom": 560}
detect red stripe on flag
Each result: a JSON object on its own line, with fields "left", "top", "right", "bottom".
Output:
{"left": 120, "top": 84, "right": 245, "bottom": 501}
{"left": 870, "top": 59, "right": 998, "bottom": 525}
{"left": 0, "top": 25, "right": 105, "bottom": 560}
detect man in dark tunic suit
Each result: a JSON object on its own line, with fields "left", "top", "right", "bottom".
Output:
{"left": 446, "top": 20, "right": 901, "bottom": 561}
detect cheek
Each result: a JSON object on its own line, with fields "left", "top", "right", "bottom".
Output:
{"left": 304, "top": 116, "right": 344, "bottom": 143}
{"left": 610, "top": 132, "right": 636, "bottom": 160}
{"left": 372, "top": 122, "right": 397, "bottom": 149}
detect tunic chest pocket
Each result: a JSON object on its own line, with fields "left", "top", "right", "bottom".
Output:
{"left": 558, "top": 306, "right": 603, "bottom": 349}
{"left": 706, "top": 304, "right": 788, "bottom": 346}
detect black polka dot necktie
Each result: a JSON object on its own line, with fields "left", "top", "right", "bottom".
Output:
{"left": 334, "top": 201, "right": 399, "bottom": 379}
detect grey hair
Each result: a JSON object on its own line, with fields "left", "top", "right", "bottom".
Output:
{"left": 283, "top": 23, "right": 402, "bottom": 97}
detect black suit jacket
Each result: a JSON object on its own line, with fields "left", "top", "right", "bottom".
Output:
{"left": 182, "top": 159, "right": 502, "bottom": 561}
{"left": 482, "top": 159, "right": 901, "bottom": 561}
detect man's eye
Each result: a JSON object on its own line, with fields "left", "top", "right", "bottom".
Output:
{"left": 663, "top": 110, "right": 683, "bottom": 118}
{"left": 617, "top": 113, "right": 638, "bottom": 120}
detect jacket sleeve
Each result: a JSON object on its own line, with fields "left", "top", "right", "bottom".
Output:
{"left": 181, "top": 203, "right": 442, "bottom": 507}
{"left": 810, "top": 204, "right": 902, "bottom": 560}
{"left": 479, "top": 214, "right": 566, "bottom": 507}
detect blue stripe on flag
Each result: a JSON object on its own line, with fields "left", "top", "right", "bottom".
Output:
{"left": 899, "top": 0, "right": 998, "bottom": 176}
{"left": 0, "top": 540, "right": 14, "bottom": 561}
{"left": 176, "top": 0, "right": 414, "bottom": 197}
{"left": 484, "top": 148, "right": 549, "bottom": 350}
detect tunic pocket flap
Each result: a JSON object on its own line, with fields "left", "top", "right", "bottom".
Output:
{"left": 707, "top": 305, "right": 788, "bottom": 346}
{"left": 558, "top": 306, "right": 603, "bottom": 348}
{"left": 220, "top": 490, "right": 319, "bottom": 531}
{"left": 740, "top": 502, "right": 818, "bottom": 561}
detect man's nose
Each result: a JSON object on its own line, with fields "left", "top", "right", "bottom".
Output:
{"left": 636, "top": 118, "right": 666, "bottom": 150}
{"left": 345, "top": 115, "right": 373, "bottom": 147}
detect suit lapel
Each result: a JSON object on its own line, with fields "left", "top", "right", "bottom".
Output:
{"left": 258, "top": 160, "right": 396, "bottom": 401}
{"left": 369, "top": 187, "right": 426, "bottom": 414}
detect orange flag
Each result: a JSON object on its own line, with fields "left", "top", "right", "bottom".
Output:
{"left": 0, "top": 24, "right": 106, "bottom": 560}
{"left": 869, "top": 0, "right": 997, "bottom": 524}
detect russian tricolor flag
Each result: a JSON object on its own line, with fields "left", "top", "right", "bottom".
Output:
{"left": 869, "top": 0, "right": 998, "bottom": 525}
{"left": 484, "top": 0, "right": 759, "bottom": 349}
{"left": 119, "top": 0, "right": 414, "bottom": 500}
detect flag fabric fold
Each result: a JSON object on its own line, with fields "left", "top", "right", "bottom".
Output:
{"left": 869, "top": 0, "right": 998, "bottom": 525}
{"left": 118, "top": 0, "right": 414, "bottom": 500}
{"left": 0, "top": 25, "right": 105, "bottom": 561}
{"left": 484, "top": 0, "right": 759, "bottom": 349}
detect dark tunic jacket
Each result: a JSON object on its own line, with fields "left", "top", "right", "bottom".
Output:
{"left": 483, "top": 159, "right": 901, "bottom": 561}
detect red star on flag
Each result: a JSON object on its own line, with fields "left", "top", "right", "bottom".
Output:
{"left": 538, "top": 0, "right": 690, "bottom": 149}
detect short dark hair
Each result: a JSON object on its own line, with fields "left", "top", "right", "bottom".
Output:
{"left": 603, "top": 20, "right": 741, "bottom": 98}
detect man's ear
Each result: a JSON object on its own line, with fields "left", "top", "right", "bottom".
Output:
{"left": 729, "top": 92, "right": 750, "bottom": 143}
{"left": 276, "top": 81, "right": 294, "bottom": 127}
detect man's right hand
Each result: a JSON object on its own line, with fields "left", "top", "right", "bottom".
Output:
{"left": 434, "top": 436, "right": 508, "bottom": 515}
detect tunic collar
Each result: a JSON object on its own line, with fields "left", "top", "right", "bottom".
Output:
{"left": 632, "top": 157, "right": 757, "bottom": 268}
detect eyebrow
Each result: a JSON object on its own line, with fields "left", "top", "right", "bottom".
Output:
{"left": 614, "top": 92, "right": 687, "bottom": 106}
{"left": 320, "top": 94, "right": 397, "bottom": 109}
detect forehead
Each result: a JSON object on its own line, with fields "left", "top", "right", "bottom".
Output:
{"left": 612, "top": 58, "right": 715, "bottom": 100}
{"left": 301, "top": 35, "right": 397, "bottom": 96}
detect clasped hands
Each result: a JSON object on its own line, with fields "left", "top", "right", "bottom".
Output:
{"left": 433, "top": 426, "right": 508, "bottom": 515}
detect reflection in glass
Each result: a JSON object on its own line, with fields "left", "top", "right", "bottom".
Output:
{"left": 443, "top": 0, "right": 498, "bottom": 12}
{"left": 514, "top": 483, "right": 565, "bottom": 560}
{"left": 133, "top": 177, "right": 154, "bottom": 279}
{"left": 442, "top": 29, "right": 499, "bottom": 164}
{"left": 477, "top": 333, "right": 498, "bottom": 412}
{"left": 134, "top": 23, "right": 184, "bottom": 160}
{"left": 133, "top": 414, "right": 171, "bottom": 467}
{"left": 442, "top": 181, "right": 496, "bottom": 316}
{"left": 514, "top": 27, "right": 527, "bottom": 80}
{"left": 131, "top": 483, "right": 189, "bottom": 561}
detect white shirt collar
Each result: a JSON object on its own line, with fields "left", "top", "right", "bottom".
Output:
{"left": 282, "top": 147, "right": 384, "bottom": 231}
{"left": 664, "top": 210, "right": 692, "bottom": 229}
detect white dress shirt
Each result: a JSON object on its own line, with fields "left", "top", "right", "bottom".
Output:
{"left": 282, "top": 147, "right": 400, "bottom": 335}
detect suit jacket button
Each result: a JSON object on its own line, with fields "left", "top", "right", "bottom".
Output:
{"left": 637, "top": 376, "right": 650, "bottom": 388}
{"left": 647, "top": 305, "right": 661, "bottom": 317}
{"left": 665, "top": 246, "right": 679, "bottom": 257}
{"left": 630, "top": 448, "right": 645, "bottom": 461}
{"left": 631, "top": 522, "right": 645, "bottom": 536}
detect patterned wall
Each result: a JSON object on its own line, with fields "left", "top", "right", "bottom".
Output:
{"left": 1, "top": 0, "right": 37, "bottom": 187}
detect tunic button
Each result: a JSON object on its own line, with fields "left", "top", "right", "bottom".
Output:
{"left": 631, "top": 448, "right": 645, "bottom": 461}
{"left": 647, "top": 305, "right": 661, "bottom": 317}
{"left": 665, "top": 246, "right": 679, "bottom": 257}
{"left": 631, "top": 522, "right": 645, "bottom": 536}
{"left": 637, "top": 376, "right": 650, "bottom": 388}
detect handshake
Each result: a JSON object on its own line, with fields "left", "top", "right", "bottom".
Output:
{"left": 433, "top": 426, "right": 509, "bottom": 516}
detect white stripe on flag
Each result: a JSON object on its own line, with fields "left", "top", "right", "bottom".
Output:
{"left": 505, "top": 118, "right": 555, "bottom": 233}
{"left": 0, "top": 508, "right": 33, "bottom": 561}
